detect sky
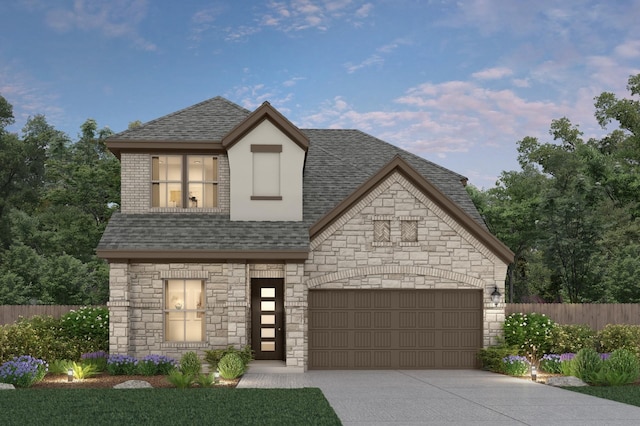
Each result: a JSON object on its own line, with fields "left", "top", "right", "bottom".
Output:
{"left": 1, "top": 0, "right": 639, "bottom": 189}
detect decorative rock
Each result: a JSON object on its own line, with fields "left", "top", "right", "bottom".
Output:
{"left": 113, "top": 380, "right": 153, "bottom": 389}
{"left": 0, "top": 383, "right": 16, "bottom": 390}
{"left": 546, "top": 376, "right": 588, "bottom": 387}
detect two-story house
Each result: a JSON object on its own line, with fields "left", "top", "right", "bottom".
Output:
{"left": 97, "top": 97, "right": 513, "bottom": 370}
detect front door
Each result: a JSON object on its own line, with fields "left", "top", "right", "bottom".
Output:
{"left": 251, "top": 279, "right": 285, "bottom": 360}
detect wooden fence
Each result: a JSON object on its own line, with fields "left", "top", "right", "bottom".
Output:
{"left": 3, "top": 304, "right": 640, "bottom": 331}
{"left": 0, "top": 305, "right": 93, "bottom": 325}
{"left": 506, "top": 304, "right": 640, "bottom": 331}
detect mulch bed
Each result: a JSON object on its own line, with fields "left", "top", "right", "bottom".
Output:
{"left": 31, "top": 373, "right": 238, "bottom": 389}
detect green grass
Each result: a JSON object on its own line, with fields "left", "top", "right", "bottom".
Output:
{"left": 0, "top": 388, "right": 342, "bottom": 426}
{"left": 564, "top": 385, "right": 640, "bottom": 407}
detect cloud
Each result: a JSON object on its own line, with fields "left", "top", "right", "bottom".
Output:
{"left": 472, "top": 67, "right": 513, "bottom": 80}
{"left": 224, "top": 0, "right": 373, "bottom": 40}
{"left": 614, "top": 39, "right": 640, "bottom": 59}
{"left": 45, "top": 0, "right": 156, "bottom": 51}
{"left": 0, "top": 66, "right": 64, "bottom": 131}
{"left": 344, "top": 37, "right": 411, "bottom": 73}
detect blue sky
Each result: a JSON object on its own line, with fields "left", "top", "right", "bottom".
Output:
{"left": 2, "top": 0, "right": 639, "bottom": 188}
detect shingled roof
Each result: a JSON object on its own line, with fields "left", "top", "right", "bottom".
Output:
{"left": 98, "top": 97, "right": 494, "bottom": 261}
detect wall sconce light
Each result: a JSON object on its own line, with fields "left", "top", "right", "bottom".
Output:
{"left": 531, "top": 365, "right": 537, "bottom": 382}
{"left": 490, "top": 285, "right": 501, "bottom": 306}
{"left": 67, "top": 368, "right": 74, "bottom": 382}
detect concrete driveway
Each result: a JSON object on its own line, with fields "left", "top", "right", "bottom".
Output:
{"left": 239, "top": 368, "right": 640, "bottom": 425}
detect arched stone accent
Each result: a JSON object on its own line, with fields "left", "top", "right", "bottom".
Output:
{"left": 306, "top": 265, "right": 485, "bottom": 289}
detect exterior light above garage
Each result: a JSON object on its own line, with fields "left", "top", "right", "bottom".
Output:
{"left": 490, "top": 286, "right": 501, "bottom": 306}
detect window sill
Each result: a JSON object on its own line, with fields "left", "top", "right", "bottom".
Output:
{"left": 372, "top": 242, "right": 393, "bottom": 247}
{"left": 250, "top": 196, "right": 283, "bottom": 201}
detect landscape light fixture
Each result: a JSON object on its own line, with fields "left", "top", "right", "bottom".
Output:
{"left": 531, "top": 365, "right": 537, "bottom": 382}
{"left": 490, "top": 285, "right": 501, "bottom": 306}
{"left": 67, "top": 368, "right": 74, "bottom": 382}
{"left": 214, "top": 370, "right": 220, "bottom": 384}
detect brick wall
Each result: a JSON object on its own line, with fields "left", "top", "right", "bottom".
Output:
{"left": 120, "top": 153, "right": 230, "bottom": 214}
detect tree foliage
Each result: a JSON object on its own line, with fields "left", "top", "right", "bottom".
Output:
{"left": 0, "top": 94, "right": 119, "bottom": 305}
{"left": 471, "top": 74, "right": 640, "bottom": 302}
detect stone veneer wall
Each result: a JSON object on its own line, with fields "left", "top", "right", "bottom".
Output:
{"left": 120, "top": 153, "right": 230, "bottom": 214}
{"left": 108, "top": 261, "right": 308, "bottom": 368}
{"left": 300, "top": 171, "right": 508, "bottom": 355}
{"left": 109, "top": 262, "right": 248, "bottom": 361}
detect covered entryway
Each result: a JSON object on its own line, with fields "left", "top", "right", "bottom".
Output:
{"left": 308, "top": 289, "right": 482, "bottom": 369}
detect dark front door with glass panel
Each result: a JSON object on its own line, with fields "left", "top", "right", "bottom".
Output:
{"left": 251, "top": 279, "right": 285, "bottom": 360}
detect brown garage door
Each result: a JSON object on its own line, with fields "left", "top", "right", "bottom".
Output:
{"left": 308, "top": 289, "right": 482, "bottom": 369}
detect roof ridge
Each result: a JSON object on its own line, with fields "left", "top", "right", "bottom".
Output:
{"left": 108, "top": 96, "right": 249, "bottom": 139}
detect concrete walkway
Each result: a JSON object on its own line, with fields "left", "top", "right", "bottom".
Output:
{"left": 238, "top": 364, "right": 640, "bottom": 425}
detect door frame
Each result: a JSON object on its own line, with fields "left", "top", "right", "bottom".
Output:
{"left": 250, "top": 278, "right": 285, "bottom": 360}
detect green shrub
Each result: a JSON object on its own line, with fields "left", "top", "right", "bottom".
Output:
{"left": 549, "top": 324, "right": 596, "bottom": 354}
{"left": 503, "top": 313, "right": 555, "bottom": 360}
{"left": 204, "top": 345, "right": 254, "bottom": 371}
{"left": 501, "top": 355, "right": 530, "bottom": 376}
{"left": 80, "top": 351, "right": 108, "bottom": 372}
{"left": 48, "top": 359, "right": 73, "bottom": 374}
{"left": 217, "top": 352, "right": 246, "bottom": 379}
{"left": 167, "top": 369, "right": 193, "bottom": 389}
{"left": 195, "top": 372, "right": 215, "bottom": 387}
{"left": 593, "top": 349, "right": 640, "bottom": 386}
{"left": 71, "top": 361, "right": 98, "bottom": 380}
{"left": 559, "top": 353, "right": 576, "bottom": 376}
{"left": 180, "top": 352, "right": 201, "bottom": 376}
{"left": 573, "top": 348, "right": 603, "bottom": 384}
{"left": 477, "top": 344, "right": 520, "bottom": 373}
{"left": 597, "top": 324, "right": 640, "bottom": 358}
{"left": 60, "top": 306, "right": 109, "bottom": 352}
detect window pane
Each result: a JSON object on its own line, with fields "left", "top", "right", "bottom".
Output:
{"left": 188, "top": 157, "right": 203, "bottom": 181}
{"left": 261, "top": 328, "right": 275, "bottom": 338}
{"left": 188, "top": 183, "right": 202, "bottom": 208}
{"left": 261, "top": 342, "right": 276, "bottom": 352}
{"left": 205, "top": 158, "right": 217, "bottom": 181}
{"left": 167, "top": 156, "right": 182, "bottom": 180}
{"left": 185, "top": 280, "right": 202, "bottom": 310}
{"left": 261, "top": 288, "right": 276, "bottom": 298}
{"left": 165, "top": 311, "right": 185, "bottom": 341}
{"left": 204, "top": 183, "right": 216, "bottom": 208}
{"left": 166, "top": 280, "right": 184, "bottom": 309}
{"left": 168, "top": 183, "right": 182, "bottom": 207}
{"left": 261, "top": 301, "right": 276, "bottom": 311}
{"left": 261, "top": 314, "right": 275, "bottom": 325}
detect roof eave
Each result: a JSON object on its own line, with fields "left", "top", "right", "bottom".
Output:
{"left": 96, "top": 248, "right": 309, "bottom": 263}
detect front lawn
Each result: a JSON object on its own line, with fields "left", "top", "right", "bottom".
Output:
{"left": 564, "top": 385, "right": 640, "bottom": 407}
{"left": 0, "top": 388, "right": 341, "bottom": 426}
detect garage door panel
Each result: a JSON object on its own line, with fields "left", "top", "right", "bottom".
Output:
{"left": 399, "top": 312, "right": 417, "bottom": 328}
{"left": 308, "top": 289, "right": 482, "bottom": 369}
{"left": 374, "top": 312, "right": 392, "bottom": 328}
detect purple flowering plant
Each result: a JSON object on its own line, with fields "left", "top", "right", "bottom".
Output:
{"left": 0, "top": 355, "right": 48, "bottom": 388}
{"left": 539, "top": 353, "right": 562, "bottom": 374}
{"left": 138, "top": 354, "right": 178, "bottom": 376}
{"left": 501, "top": 355, "right": 530, "bottom": 376}
{"left": 107, "top": 354, "right": 138, "bottom": 375}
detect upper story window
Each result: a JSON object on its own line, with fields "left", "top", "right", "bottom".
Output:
{"left": 250, "top": 145, "right": 282, "bottom": 200}
{"left": 152, "top": 155, "right": 218, "bottom": 208}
